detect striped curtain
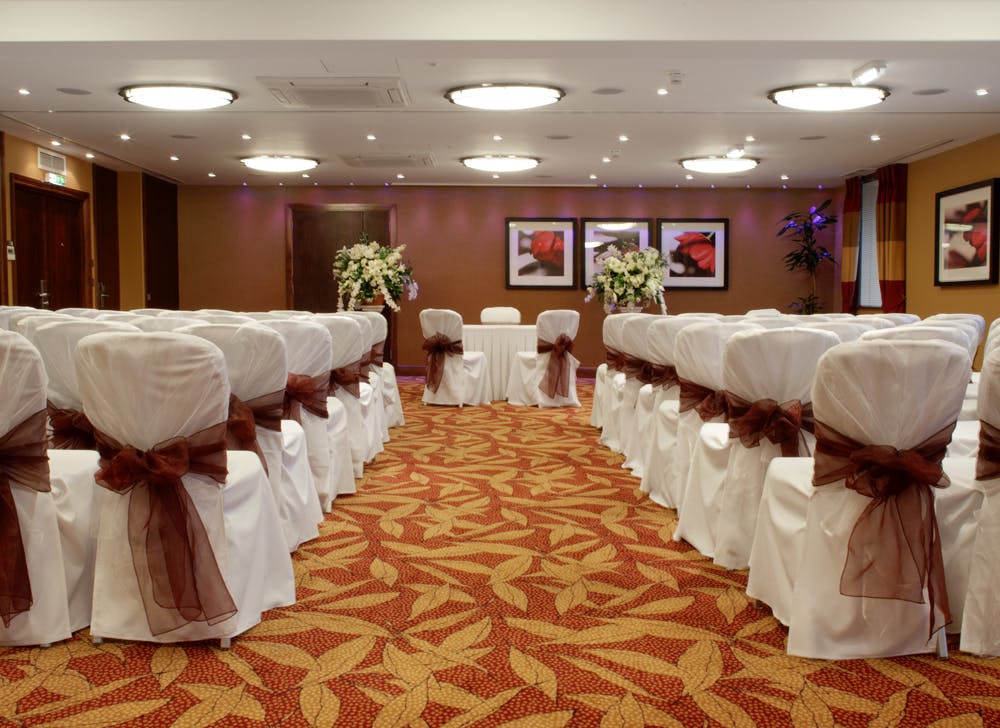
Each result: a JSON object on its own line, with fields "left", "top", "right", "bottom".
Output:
{"left": 840, "top": 176, "right": 862, "bottom": 312}
{"left": 876, "top": 164, "right": 907, "bottom": 313}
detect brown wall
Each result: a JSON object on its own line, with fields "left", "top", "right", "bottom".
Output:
{"left": 178, "top": 185, "right": 843, "bottom": 370}
{"left": 906, "top": 133, "right": 1000, "bottom": 327}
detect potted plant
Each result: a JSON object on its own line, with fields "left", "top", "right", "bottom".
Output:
{"left": 585, "top": 247, "right": 667, "bottom": 313}
{"left": 776, "top": 199, "right": 838, "bottom": 314}
{"left": 332, "top": 232, "right": 418, "bottom": 311}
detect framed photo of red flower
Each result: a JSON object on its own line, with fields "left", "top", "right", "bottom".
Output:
{"left": 580, "top": 218, "right": 653, "bottom": 288}
{"left": 934, "top": 179, "right": 999, "bottom": 286}
{"left": 657, "top": 218, "right": 729, "bottom": 289}
{"left": 505, "top": 218, "right": 577, "bottom": 289}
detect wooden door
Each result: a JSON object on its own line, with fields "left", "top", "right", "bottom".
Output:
{"left": 11, "top": 175, "right": 88, "bottom": 310}
{"left": 92, "top": 164, "right": 120, "bottom": 309}
{"left": 142, "top": 174, "right": 179, "bottom": 309}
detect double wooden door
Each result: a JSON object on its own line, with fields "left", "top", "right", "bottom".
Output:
{"left": 11, "top": 174, "right": 88, "bottom": 310}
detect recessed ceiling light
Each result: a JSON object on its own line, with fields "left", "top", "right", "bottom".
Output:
{"left": 50, "top": 140, "right": 61, "bottom": 147}
{"left": 207, "top": 172, "right": 216, "bottom": 178}
{"left": 119, "top": 84, "right": 237, "bottom": 110}
{"left": 85, "top": 152, "right": 95, "bottom": 159}
{"left": 745, "top": 135, "right": 756, "bottom": 143}
{"left": 589, "top": 174, "right": 598, "bottom": 180}
{"left": 302, "top": 173, "right": 310, "bottom": 178}
{"left": 241, "top": 133, "right": 252, "bottom": 140}
{"left": 870, "top": 133, "right": 881, "bottom": 142}
{"left": 57, "top": 87, "right": 92, "bottom": 96}
{"left": 780, "top": 174, "right": 790, "bottom": 181}
{"left": 241, "top": 155, "right": 318, "bottom": 173}
{"left": 602, "top": 156, "right": 612, "bottom": 163}
{"left": 169, "top": 154, "right": 179, "bottom": 161}
{"left": 492, "top": 174, "right": 500, "bottom": 179}
{"left": 657, "top": 88, "right": 669, "bottom": 96}
{"left": 242, "top": 181, "right": 248, "bottom": 187}
{"left": 684, "top": 174, "right": 694, "bottom": 181}
{"left": 680, "top": 157, "right": 759, "bottom": 174}
{"left": 976, "top": 88, "right": 990, "bottom": 96}
{"left": 119, "top": 133, "right": 131, "bottom": 141}
{"left": 618, "top": 134, "right": 629, "bottom": 142}
{"left": 592, "top": 87, "right": 623, "bottom": 95}
{"left": 768, "top": 84, "right": 889, "bottom": 111}
{"left": 396, "top": 173, "right": 405, "bottom": 179}
{"left": 366, "top": 133, "right": 377, "bottom": 141}
{"left": 445, "top": 84, "right": 564, "bottom": 110}
{"left": 17, "top": 88, "right": 30, "bottom": 96}
{"left": 461, "top": 155, "right": 539, "bottom": 172}
{"left": 492, "top": 134, "right": 503, "bottom": 141}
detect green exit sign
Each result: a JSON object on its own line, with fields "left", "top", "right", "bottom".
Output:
{"left": 44, "top": 172, "right": 66, "bottom": 186}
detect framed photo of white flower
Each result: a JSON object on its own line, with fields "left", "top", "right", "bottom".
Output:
{"left": 657, "top": 218, "right": 729, "bottom": 290}
{"left": 580, "top": 218, "right": 653, "bottom": 288}
{"left": 505, "top": 218, "right": 577, "bottom": 289}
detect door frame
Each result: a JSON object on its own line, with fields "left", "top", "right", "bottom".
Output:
{"left": 10, "top": 172, "right": 92, "bottom": 308}
{"left": 284, "top": 202, "right": 396, "bottom": 309}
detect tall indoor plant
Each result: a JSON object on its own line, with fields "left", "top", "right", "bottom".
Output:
{"left": 776, "top": 199, "right": 838, "bottom": 314}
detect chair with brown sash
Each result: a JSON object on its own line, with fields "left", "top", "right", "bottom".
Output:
{"left": 178, "top": 322, "right": 323, "bottom": 549}
{"left": 616, "top": 313, "right": 663, "bottom": 458}
{"left": 506, "top": 309, "right": 580, "bottom": 407}
{"left": 749, "top": 339, "right": 969, "bottom": 658}
{"left": 0, "top": 330, "right": 100, "bottom": 647}
{"left": 595, "top": 313, "right": 643, "bottom": 450}
{"left": 354, "top": 310, "right": 404, "bottom": 429}
{"left": 419, "top": 309, "right": 489, "bottom": 406}
{"left": 480, "top": 306, "right": 521, "bottom": 324}
{"left": 76, "top": 331, "right": 294, "bottom": 647}
{"left": 335, "top": 312, "right": 387, "bottom": 460}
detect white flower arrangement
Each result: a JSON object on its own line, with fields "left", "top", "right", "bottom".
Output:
{"left": 332, "top": 233, "right": 418, "bottom": 312}
{"left": 585, "top": 247, "right": 667, "bottom": 312}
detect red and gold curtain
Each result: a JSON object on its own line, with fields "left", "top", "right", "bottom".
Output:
{"left": 876, "top": 163, "right": 907, "bottom": 313}
{"left": 840, "top": 176, "right": 863, "bottom": 312}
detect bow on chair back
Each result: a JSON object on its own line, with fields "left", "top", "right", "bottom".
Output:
{"left": 419, "top": 309, "right": 466, "bottom": 398}
{"left": 0, "top": 331, "right": 52, "bottom": 627}
{"left": 313, "top": 314, "right": 366, "bottom": 399}
{"left": 75, "top": 331, "right": 239, "bottom": 636}
{"left": 536, "top": 309, "right": 579, "bottom": 399}
{"left": 809, "top": 339, "right": 972, "bottom": 640}
{"left": 976, "top": 347, "right": 1000, "bottom": 481}
{"left": 259, "top": 319, "right": 333, "bottom": 423}
{"left": 32, "top": 320, "right": 141, "bottom": 449}
{"left": 675, "top": 322, "right": 763, "bottom": 422}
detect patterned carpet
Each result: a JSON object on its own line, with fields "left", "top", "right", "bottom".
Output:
{"left": 3, "top": 381, "right": 1000, "bottom": 727}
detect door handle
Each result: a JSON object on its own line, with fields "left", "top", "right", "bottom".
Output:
{"left": 99, "top": 281, "right": 110, "bottom": 309}
{"left": 38, "top": 279, "right": 50, "bottom": 309}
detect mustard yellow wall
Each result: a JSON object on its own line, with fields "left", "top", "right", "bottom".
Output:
{"left": 116, "top": 172, "right": 145, "bottom": 310}
{"left": 2, "top": 134, "right": 95, "bottom": 304}
{"left": 906, "top": 133, "right": 1000, "bottom": 324}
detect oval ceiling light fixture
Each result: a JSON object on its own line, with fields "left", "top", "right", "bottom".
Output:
{"left": 461, "top": 155, "right": 539, "bottom": 172}
{"left": 768, "top": 83, "right": 888, "bottom": 111}
{"left": 680, "top": 157, "right": 759, "bottom": 174}
{"left": 241, "top": 155, "right": 318, "bottom": 173}
{"left": 119, "top": 84, "right": 237, "bottom": 110}
{"left": 446, "top": 84, "right": 564, "bottom": 110}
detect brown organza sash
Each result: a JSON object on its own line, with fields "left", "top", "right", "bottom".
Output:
{"left": 47, "top": 401, "right": 96, "bottom": 450}
{"left": 726, "top": 393, "right": 814, "bottom": 457}
{"left": 330, "top": 361, "right": 362, "bottom": 399}
{"left": 604, "top": 346, "right": 627, "bottom": 372}
{"left": 225, "top": 389, "right": 284, "bottom": 474}
{"left": 371, "top": 341, "right": 385, "bottom": 368}
{"left": 423, "top": 334, "right": 463, "bottom": 393}
{"left": 93, "top": 421, "right": 236, "bottom": 636}
{"left": 0, "top": 410, "right": 51, "bottom": 628}
{"left": 976, "top": 420, "right": 1000, "bottom": 480}
{"left": 812, "top": 419, "right": 956, "bottom": 639}
{"left": 638, "top": 362, "right": 678, "bottom": 388}
{"left": 677, "top": 377, "right": 728, "bottom": 422}
{"left": 623, "top": 355, "right": 647, "bottom": 378}
{"left": 282, "top": 372, "right": 330, "bottom": 422}
{"left": 538, "top": 334, "right": 574, "bottom": 399}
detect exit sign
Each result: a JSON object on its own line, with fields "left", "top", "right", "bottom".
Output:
{"left": 44, "top": 172, "right": 66, "bottom": 186}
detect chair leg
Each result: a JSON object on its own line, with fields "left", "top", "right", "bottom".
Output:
{"left": 39, "top": 642, "right": 51, "bottom": 649}
{"left": 219, "top": 637, "right": 231, "bottom": 650}
{"left": 936, "top": 629, "right": 949, "bottom": 660}
{"left": 91, "top": 635, "right": 103, "bottom": 645}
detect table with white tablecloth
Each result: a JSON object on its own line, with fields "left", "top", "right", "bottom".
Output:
{"left": 462, "top": 324, "right": 537, "bottom": 401}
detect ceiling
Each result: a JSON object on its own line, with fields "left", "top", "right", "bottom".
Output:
{"left": 2, "top": 0, "right": 1000, "bottom": 190}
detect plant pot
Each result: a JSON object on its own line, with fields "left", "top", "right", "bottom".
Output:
{"left": 354, "top": 294, "right": 386, "bottom": 312}
{"left": 604, "top": 301, "right": 645, "bottom": 314}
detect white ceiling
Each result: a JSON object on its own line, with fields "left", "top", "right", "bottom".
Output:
{"left": 2, "top": 0, "right": 999, "bottom": 189}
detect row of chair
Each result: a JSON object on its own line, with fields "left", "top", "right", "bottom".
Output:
{"left": 0, "top": 305, "right": 403, "bottom": 648}
{"left": 593, "top": 308, "right": 1000, "bottom": 658}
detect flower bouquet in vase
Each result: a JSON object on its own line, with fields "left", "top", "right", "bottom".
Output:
{"left": 332, "top": 232, "right": 418, "bottom": 312}
{"left": 585, "top": 247, "right": 667, "bottom": 314}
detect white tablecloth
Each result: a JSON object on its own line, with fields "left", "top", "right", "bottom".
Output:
{"left": 462, "top": 324, "right": 537, "bottom": 401}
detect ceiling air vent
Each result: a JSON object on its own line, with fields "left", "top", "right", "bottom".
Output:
{"left": 339, "top": 153, "right": 435, "bottom": 169}
{"left": 260, "top": 77, "right": 410, "bottom": 109}
{"left": 38, "top": 147, "right": 67, "bottom": 174}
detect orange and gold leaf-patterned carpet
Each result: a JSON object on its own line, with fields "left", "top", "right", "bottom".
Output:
{"left": 4, "top": 381, "right": 1000, "bottom": 726}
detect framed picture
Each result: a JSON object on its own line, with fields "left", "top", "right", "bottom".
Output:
{"left": 658, "top": 218, "right": 729, "bottom": 289}
{"left": 934, "top": 178, "right": 999, "bottom": 286}
{"left": 580, "top": 218, "right": 653, "bottom": 287}
{"left": 505, "top": 218, "right": 577, "bottom": 289}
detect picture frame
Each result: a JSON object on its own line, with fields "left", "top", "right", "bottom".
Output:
{"left": 580, "top": 218, "right": 653, "bottom": 287}
{"left": 934, "top": 178, "right": 999, "bottom": 286}
{"left": 657, "top": 218, "right": 729, "bottom": 289}
{"left": 505, "top": 218, "right": 577, "bottom": 289}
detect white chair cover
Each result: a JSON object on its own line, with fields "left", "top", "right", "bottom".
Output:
{"left": 76, "top": 331, "right": 294, "bottom": 643}
{"left": 261, "top": 320, "right": 337, "bottom": 512}
{"left": 677, "top": 312, "right": 724, "bottom": 319}
{"left": 419, "top": 309, "right": 489, "bottom": 406}
{"left": 0, "top": 306, "right": 41, "bottom": 330}
{"left": 711, "top": 328, "right": 839, "bottom": 569}
{"left": 132, "top": 316, "right": 203, "bottom": 332}
{"left": 925, "top": 313, "right": 987, "bottom": 341}
{"left": 128, "top": 308, "right": 169, "bottom": 316}
{"left": 616, "top": 314, "right": 662, "bottom": 457}
{"left": 15, "top": 312, "right": 77, "bottom": 342}
{"left": 877, "top": 324, "right": 980, "bottom": 361}
{"left": 785, "top": 340, "right": 970, "bottom": 659}
{"left": 506, "top": 310, "right": 580, "bottom": 407}
{"left": 313, "top": 314, "right": 371, "bottom": 484}
{"left": 879, "top": 313, "right": 922, "bottom": 325}
{"left": 636, "top": 317, "right": 716, "bottom": 490}
{"left": 352, "top": 310, "right": 397, "bottom": 438}
{"left": 56, "top": 307, "right": 100, "bottom": 318}
{"left": 745, "top": 316, "right": 799, "bottom": 329}
{"left": 336, "top": 312, "right": 387, "bottom": 459}
{"left": 0, "top": 332, "right": 99, "bottom": 647}
{"left": 800, "top": 320, "right": 876, "bottom": 342}
{"left": 590, "top": 315, "right": 619, "bottom": 429}
{"left": 191, "top": 313, "right": 255, "bottom": 325}
{"left": 96, "top": 312, "right": 147, "bottom": 324}
{"left": 745, "top": 308, "right": 783, "bottom": 317}
{"left": 596, "top": 313, "right": 643, "bottom": 449}
{"left": 480, "top": 307, "right": 521, "bottom": 324}
{"left": 667, "top": 322, "right": 761, "bottom": 511}
{"left": 177, "top": 323, "right": 322, "bottom": 550}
